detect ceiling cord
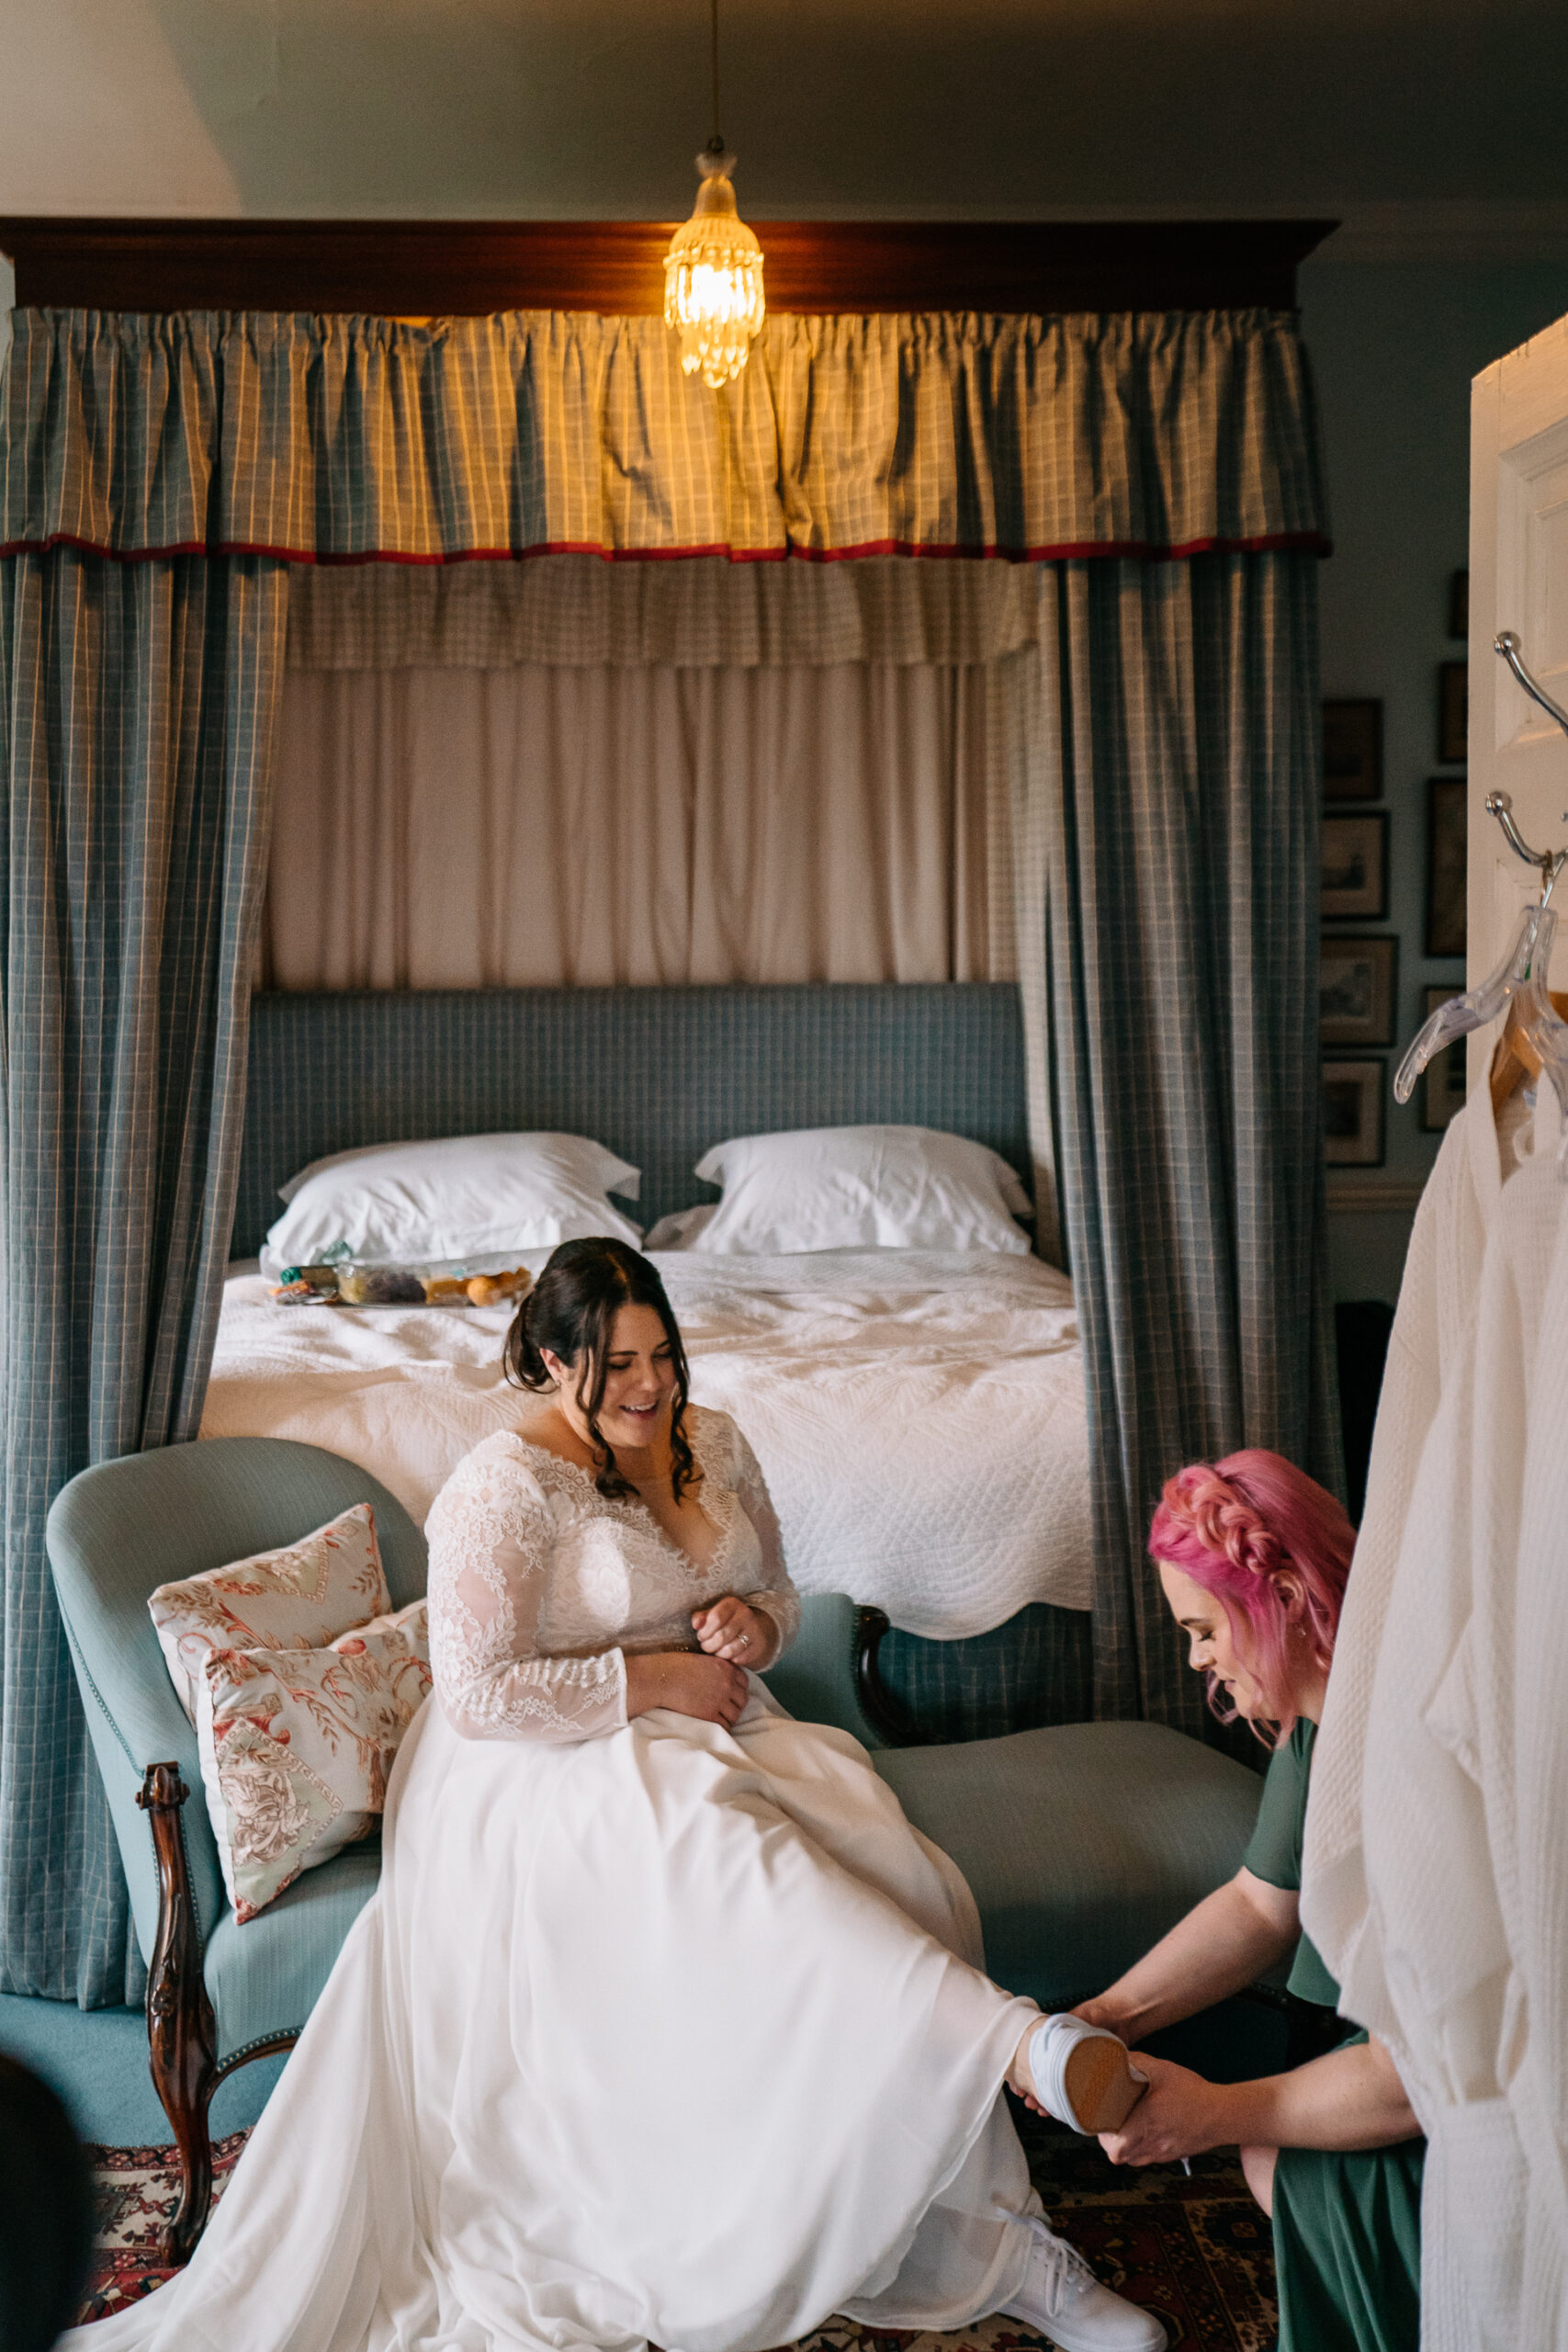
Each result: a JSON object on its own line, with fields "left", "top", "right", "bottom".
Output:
{"left": 708, "top": 0, "right": 723, "bottom": 154}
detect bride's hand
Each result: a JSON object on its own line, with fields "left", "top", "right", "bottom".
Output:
{"left": 692, "top": 1597, "right": 773, "bottom": 1668}
{"left": 624, "top": 1650, "right": 750, "bottom": 1728}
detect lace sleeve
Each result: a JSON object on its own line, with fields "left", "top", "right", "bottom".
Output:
{"left": 426, "top": 1447, "right": 627, "bottom": 1743}
{"left": 726, "top": 1422, "right": 801, "bottom": 1661}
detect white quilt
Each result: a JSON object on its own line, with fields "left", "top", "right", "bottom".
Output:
{"left": 203, "top": 1249, "right": 1091, "bottom": 1635}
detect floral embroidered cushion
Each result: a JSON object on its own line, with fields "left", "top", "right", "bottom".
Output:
{"left": 149, "top": 1505, "right": 390, "bottom": 1723}
{"left": 197, "top": 1600, "right": 432, "bottom": 1923}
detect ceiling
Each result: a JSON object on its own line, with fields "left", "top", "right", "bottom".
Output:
{"left": 3, "top": 0, "right": 1567, "bottom": 255}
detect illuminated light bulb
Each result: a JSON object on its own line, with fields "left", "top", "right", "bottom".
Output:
{"left": 663, "top": 145, "right": 765, "bottom": 390}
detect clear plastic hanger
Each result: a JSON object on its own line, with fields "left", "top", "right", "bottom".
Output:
{"left": 1392, "top": 633, "right": 1568, "bottom": 1135}
{"left": 1393, "top": 893, "right": 1568, "bottom": 1118}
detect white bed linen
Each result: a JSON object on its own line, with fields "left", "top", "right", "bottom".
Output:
{"left": 202, "top": 1250, "right": 1091, "bottom": 1635}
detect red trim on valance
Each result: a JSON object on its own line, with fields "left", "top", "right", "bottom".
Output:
{"left": 0, "top": 530, "right": 1334, "bottom": 567}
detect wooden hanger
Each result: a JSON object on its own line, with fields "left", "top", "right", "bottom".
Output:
{"left": 1490, "top": 989, "right": 1568, "bottom": 1115}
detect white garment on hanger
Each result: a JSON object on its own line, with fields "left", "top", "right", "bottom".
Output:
{"left": 1510, "top": 1164, "right": 1568, "bottom": 2347}
{"left": 1303, "top": 1085, "right": 1568, "bottom": 2350}
{"left": 1305, "top": 1091, "right": 1505, "bottom": 2016}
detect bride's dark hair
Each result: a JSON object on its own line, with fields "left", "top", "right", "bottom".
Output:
{"left": 503, "top": 1237, "right": 696, "bottom": 1503}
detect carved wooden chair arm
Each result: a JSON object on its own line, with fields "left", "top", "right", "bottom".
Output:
{"left": 853, "top": 1605, "right": 942, "bottom": 1747}
{"left": 136, "top": 1763, "right": 220, "bottom": 2261}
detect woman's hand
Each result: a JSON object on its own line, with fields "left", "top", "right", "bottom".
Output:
{"left": 1070, "top": 1996, "right": 1130, "bottom": 2037}
{"left": 1100, "top": 2039, "right": 1420, "bottom": 2170}
{"left": 1064, "top": 1875, "right": 1299, "bottom": 2052}
{"left": 625, "top": 1651, "right": 750, "bottom": 1729}
{"left": 693, "top": 1597, "right": 774, "bottom": 1669}
{"left": 1098, "top": 2056, "right": 1231, "bottom": 2166}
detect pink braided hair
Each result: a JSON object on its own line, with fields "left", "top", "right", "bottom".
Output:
{"left": 1148, "top": 1450, "right": 1354, "bottom": 1742}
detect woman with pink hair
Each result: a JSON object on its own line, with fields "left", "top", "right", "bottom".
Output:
{"left": 1068, "top": 1451, "right": 1425, "bottom": 2352}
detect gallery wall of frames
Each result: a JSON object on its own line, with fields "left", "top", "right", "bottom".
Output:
{"left": 1318, "top": 568, "right": 1469, "bottom": 1175}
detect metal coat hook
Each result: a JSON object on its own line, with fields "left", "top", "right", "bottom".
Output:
{"left": 1393, "top": 637, "right": 1568, "bottom": 1155}
{"left": 1495, "top": 630, "right": 1568, "bottom": 751}
{"left": 1490, "top": 633, "right": 1568, "bottom": 901}
{"left": 1485, "top": 791, "right": 1568, "bottom": 905}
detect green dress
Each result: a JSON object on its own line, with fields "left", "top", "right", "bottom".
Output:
{"left": 1243, "top": 1720, "right": 1426, "bottom": 2352}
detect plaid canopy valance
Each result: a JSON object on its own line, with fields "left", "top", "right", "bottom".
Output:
{"left": 0, "top": 307, "right": 1328, "bottom": 567}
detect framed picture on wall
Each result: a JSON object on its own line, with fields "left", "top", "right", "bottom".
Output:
{"left": 1426, "top": 776, "right": 1467, "bottom": 957}
{"left": 1438, "top": 662, "right": 1468, "bottom": 763}
{"left": 1323, "top": 1060, "right": 1386, "bottom": 1167}
{"left": 1320, "top": 934, "right": 1399, "bottom": 1046}
{"left": 1321, "top": 812, "right": 1389, "bottom": 920}
{"left": 1323, "top": 699, "right": 1382, "bottom": 800}
{"left": 1421, "top": 987, "right": 1469, "bottom": 1131}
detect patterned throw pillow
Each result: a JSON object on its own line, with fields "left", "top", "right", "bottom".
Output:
{"left": 197, "top": 1600, "right": 432, "bottom": 1923}
{"left": 149, "top": 1505, "right": 390, "bottom": 1723}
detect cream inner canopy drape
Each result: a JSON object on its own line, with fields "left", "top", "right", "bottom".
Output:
{"left": 265, "top": 556, "right": 1051, "bottom": 1237}
{"left": 263, "top": 660, "right": 1018, "bottom": 990}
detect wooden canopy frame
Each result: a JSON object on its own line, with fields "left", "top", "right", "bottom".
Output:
{"left": 0, "top": 216, "right": 1335, "bottom": 316}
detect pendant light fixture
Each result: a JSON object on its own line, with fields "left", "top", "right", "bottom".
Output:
{"left": 662, "top": 0, "right": 765, "bottom": 390}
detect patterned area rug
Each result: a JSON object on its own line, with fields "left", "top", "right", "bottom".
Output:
{"left": 79, "top": 2108, "right": 1278, "bottom": 2349}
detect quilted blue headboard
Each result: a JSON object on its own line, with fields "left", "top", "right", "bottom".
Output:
{"left": 232, "top": 983, "right": 1031, "bottom": 1260}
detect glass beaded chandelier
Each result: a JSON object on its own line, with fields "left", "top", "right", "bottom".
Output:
{"left": 662, "top": 0, "right": 765, "bottom": 390}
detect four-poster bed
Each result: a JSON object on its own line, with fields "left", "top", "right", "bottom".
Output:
{"left": 3, "top": 214, "right": 1340, "bottom": 2015}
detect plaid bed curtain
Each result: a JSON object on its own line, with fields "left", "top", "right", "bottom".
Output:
{"left": 0, "top": 551, "right": 286, "bottom": 2000}
{"left": 1017, "top": 553, "right": 1343, "bottom": 1730}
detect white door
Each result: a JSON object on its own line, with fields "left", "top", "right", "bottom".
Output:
{"left": 1469, "top": 309, "right": 1568, "bottom": 1085}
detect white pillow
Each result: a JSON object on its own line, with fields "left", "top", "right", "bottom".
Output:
{"left": 643, "top": 1204, "right": 717, "bottom": 1251}
{"left": 261, "top": 1132, "right": 642, "bottom": 1276}
{"left": 688, "top": 1125, "right": 1033, "bottom": 1255}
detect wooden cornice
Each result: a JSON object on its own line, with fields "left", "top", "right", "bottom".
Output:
{"left": 0, "top": 216, "right": 1337, "bottom": 317}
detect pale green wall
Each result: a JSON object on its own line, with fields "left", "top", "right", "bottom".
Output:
{"left": 3, "top": 1, "right": 1567, "bottom": 223}
{"left": 1299, "top": 258, "right": 1568, "bottom": 1300}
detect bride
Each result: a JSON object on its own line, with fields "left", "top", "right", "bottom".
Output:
{"left": 70, "top": 1238, "right": 1163, "bottom": 2352}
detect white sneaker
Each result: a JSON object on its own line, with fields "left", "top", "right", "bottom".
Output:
{"left": 998, "top": 2213, "right": 1168, "bottom": 2352}
{"left": 1027, "top": 2014, "right": 1148, "bottom": 2137}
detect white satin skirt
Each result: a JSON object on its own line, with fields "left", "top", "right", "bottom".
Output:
{"left": 70, "top": 1685, "right": 1041, "bottom": 2352}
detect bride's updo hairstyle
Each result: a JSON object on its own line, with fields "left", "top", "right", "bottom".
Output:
{"left": 504, "top": 1238, "right": 696, "bottom": 1503}
{"left": 1148, "top": 1450, "right": 1354, "bottom": 1743}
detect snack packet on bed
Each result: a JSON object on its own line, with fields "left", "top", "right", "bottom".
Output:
{"left": 270, "top": 1260, "right": 532, "bottom": 1308}
{"left": 270, "top": 1264, "right": 345, "bottom": 1303}
{"left": 333, "top": 1266, "right": 430, "bottom": 1306}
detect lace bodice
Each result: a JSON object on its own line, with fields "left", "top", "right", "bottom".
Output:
{"left": 425, "top": 1405, "right": 801, "bottom": 1741}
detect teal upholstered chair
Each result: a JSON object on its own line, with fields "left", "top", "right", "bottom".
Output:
{"left": 766, "top": 1595, "right": 1272, "bottom": 2014}
{"left": 47, "top": 1437, "right": 427, "bottom": 2261}
{"left": 50, "top": 1446, "right": 1269, "bottom": 2267}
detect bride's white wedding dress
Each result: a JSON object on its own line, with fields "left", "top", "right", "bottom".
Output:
{"left": 72, "top": 1406, "right": 1051, "bottom": 2352}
